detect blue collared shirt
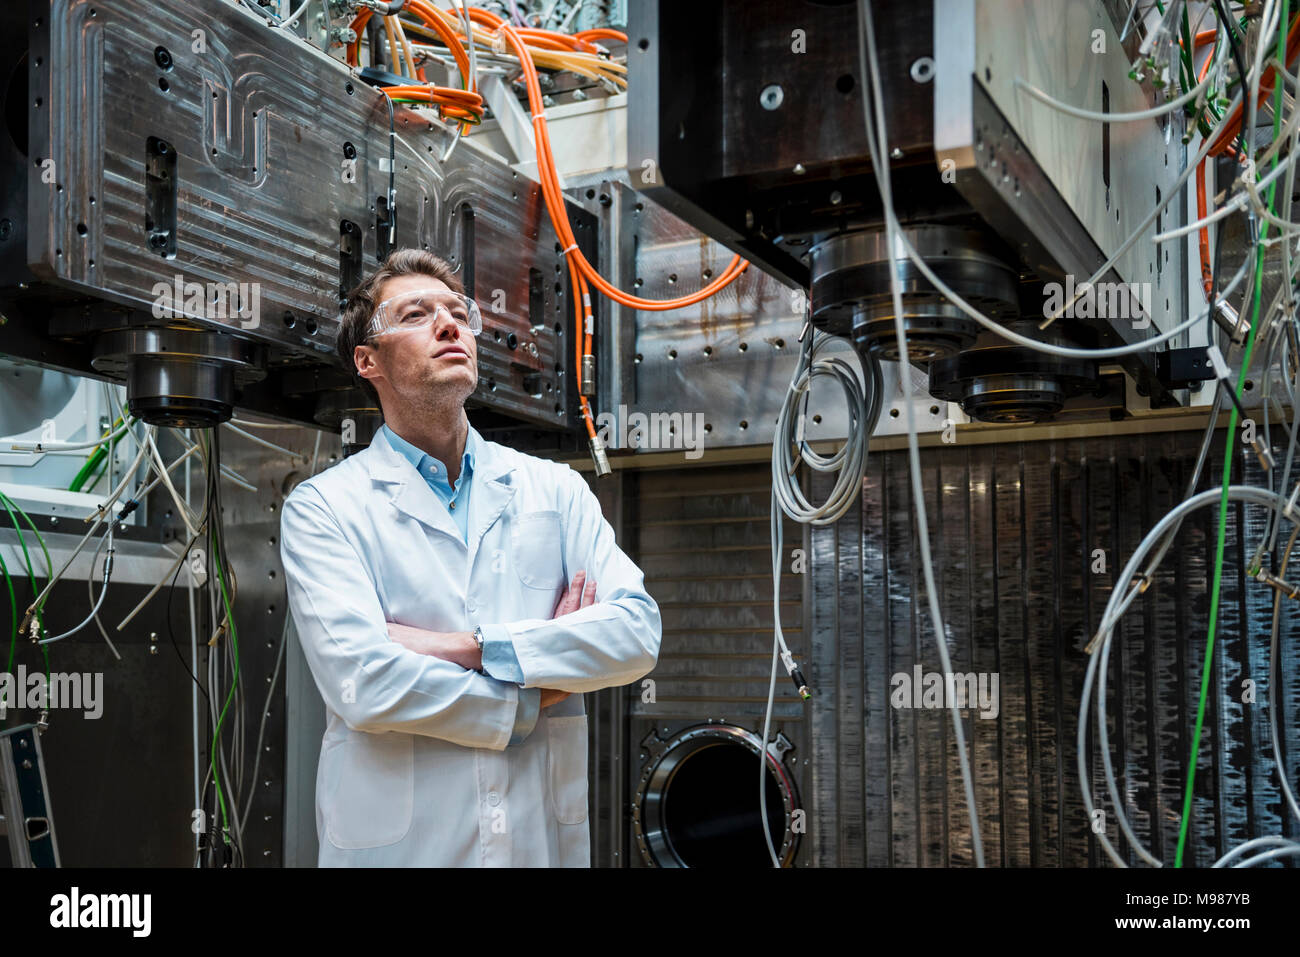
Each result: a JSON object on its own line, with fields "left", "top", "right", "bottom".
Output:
{"left": 380, "top": 422, "right": 539, "bottom": 744}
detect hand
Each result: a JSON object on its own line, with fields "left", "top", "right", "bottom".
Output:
{"left": 539, "top": 689, "right": 570, "bottom": 708}
{"left": 538, "top": 571, "right": 599, "bottom": 708}
{"left": 551, "top": 569, "right": 597, "bottom": 618}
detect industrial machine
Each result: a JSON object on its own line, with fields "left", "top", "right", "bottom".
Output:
{"left": 0, "top": 0, "right": 1296, "bottom": 884}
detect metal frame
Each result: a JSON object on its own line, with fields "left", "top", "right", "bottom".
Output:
{"left": 0, "top": 723, "right": 60, "bottom": 867}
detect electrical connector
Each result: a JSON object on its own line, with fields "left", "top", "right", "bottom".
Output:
{"left": 1255, "top": 567, "right": 1300, "bottom": 600}
{"left": 780, "top": 650, "right": 812, "bottom": 700}
{"left": 358, "top": 0, "right": 408, "bottom": 13}
{"left": 588, "top": 434, "right": 611, "bottom": 477}
{"left": 1253, "top": 438, "right": 1277, "bottom": 471}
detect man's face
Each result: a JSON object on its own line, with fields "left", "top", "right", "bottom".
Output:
{"left": 354, "top": 273, "right": 478, "bottom": 409}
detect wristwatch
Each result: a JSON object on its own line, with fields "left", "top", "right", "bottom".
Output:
{"left": 471, "top": 626, "right": 486, "bottom": 674}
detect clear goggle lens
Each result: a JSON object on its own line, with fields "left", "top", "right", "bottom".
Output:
{"left": 368, "top": 288, "right": 482, "bottom": 338}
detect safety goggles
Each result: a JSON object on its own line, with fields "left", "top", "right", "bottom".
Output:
{"left": 366, "top": 288, "right": 482, "bottom": 340}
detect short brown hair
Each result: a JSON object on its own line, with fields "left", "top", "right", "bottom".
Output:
{"left": 336, "top": 248, "right": 466, "bottom": 409}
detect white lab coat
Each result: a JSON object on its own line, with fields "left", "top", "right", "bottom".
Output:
{"left": 279, "top": 425, "right": 661, "bottom": 867}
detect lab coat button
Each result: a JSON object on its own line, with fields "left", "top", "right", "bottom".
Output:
{"left": 487, "top": 790, "right": 501, "bottom": 806}
{"left": 467, "top": 598, "right": 477, "bottom": 613}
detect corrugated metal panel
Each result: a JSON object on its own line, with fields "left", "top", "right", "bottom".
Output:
{"left": 627, "top": 466, "right": 806, "bottom": 717}
{"left": 809, "top": 428, "right": 1300, "bottom": 867}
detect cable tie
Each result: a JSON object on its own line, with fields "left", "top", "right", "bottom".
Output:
{"left": 1205, "top": 344, "right": 1231, "bottom": 381}
{"left": 560, "top": 243, "right": 578, "bottom": 257}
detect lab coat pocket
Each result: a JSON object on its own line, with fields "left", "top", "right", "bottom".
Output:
{"left": 511, "top": 510, "right": 565, "bottom": 590}
{"left": 324, "top": 732, "right": 414, "bottom": 849}
{"left": 547, "top": 715, "right": 589, "bottom": 825}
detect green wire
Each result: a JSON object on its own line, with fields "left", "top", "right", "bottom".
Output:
{"left": 0, "top": 491, "right": 53, "bottom": 684}
{"left": 209, "top": 527, "right": 240, "bottom": 840}
{"left": 69, "top": 415, "right": 130, "bottom": 493}
{"left": 4, "top": 412, "right": 129, "bottom": 700}
{"left": 70, "top": 445, "right": 107, "bottom": 494}
{"left": 0, "top": 548, "right": 17, "bottom": 680}
{"left": 1175, "top": 0, "right": 1289, "bottom": 868}
{"left": 82, "top": 443, "right": 113, "bottom": 494}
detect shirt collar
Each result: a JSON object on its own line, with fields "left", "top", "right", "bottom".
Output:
{"left": 381, "top": 422, "right": 476, "bottom": 480}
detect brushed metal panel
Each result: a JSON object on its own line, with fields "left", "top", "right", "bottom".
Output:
{"left": 973, "top": 0, "right": 1187, "bottom": 311}
{"left": 17, "top": 0, "right": 588, "bottom": 430}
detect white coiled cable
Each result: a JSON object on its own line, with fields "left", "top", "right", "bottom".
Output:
{"left": 761, "top": 324, "right": 883, "bottom": 866}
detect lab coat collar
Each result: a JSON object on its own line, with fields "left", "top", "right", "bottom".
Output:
{"left": 381, "top": 421, "right": 478, "bottom": 485}
{"left": 366, "top": 422, "right": 517, "bottom": 557}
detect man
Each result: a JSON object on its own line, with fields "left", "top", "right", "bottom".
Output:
{"left": 279, "top": 248, "right": 661, "bottom": 866}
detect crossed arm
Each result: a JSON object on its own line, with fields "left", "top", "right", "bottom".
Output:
{"left": 281, "top": 468, "right": 660, "bottom": 750}
{"left": 385, "top": 570, "right": 599, "bottom": 710}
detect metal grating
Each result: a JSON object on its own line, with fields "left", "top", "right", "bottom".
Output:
{"left": 809, "top": 428, "right": 1300, "bottom": 867}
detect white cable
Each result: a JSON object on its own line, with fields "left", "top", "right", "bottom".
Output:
{"left": 1014, "top": 56, "right": 1218, "bottom": 123}
{"left": 1151, "top": 155, "right": 1293, "bottom": 243}
{"left": 1213, "top": 835, "right": 1300, "bottom": 866}
{"left": 148, "top": 428, "right": 201, "bottom": 539}
{"left": 860, "top": 0, "right": 985, "bottom": 867}
{"left": 221, "top": 421, "right": 302, "bottom": 461}
{"left": 41, "top": 523, "right": 114, "bottom": 646}
{"left": 228, "top": 417, "right": 302, "bottom": 430}
{"left": 103, "top": 384, "right": 202, "bottom": 536}
{"left": 173, "top": 430, "right": 259, "bottom": 492}
{"left": 281, "top": 0, "right": 313, "bottom": 28}
{"left": 760, "top": 323, "right": 882, "bottom": 867}
{"left": 771, "top": 330, "right": 877, "bottom": 527}
{"left": 1084, "top": 486, "right": 1295, "bottom": 866}
{"left": 22, "top": 437, "right": 150, "bottom": 624}
{"left": 4, "top": 421, "right": 132, "bottom": 453}
{"left": 1036, "top": 80, "right": 1246, "bottom": 329}
{"left": 40, "top": 423, "right": 119, "bottom": 648}
{"left": 897, "top": 234, "right": 1251, "bottom": 359}
{"left": 1234, "top": 846, "right": 1300, "bottom": 866}
{"left": 889, "top": 71, "right": 1254, "bottom": 353}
